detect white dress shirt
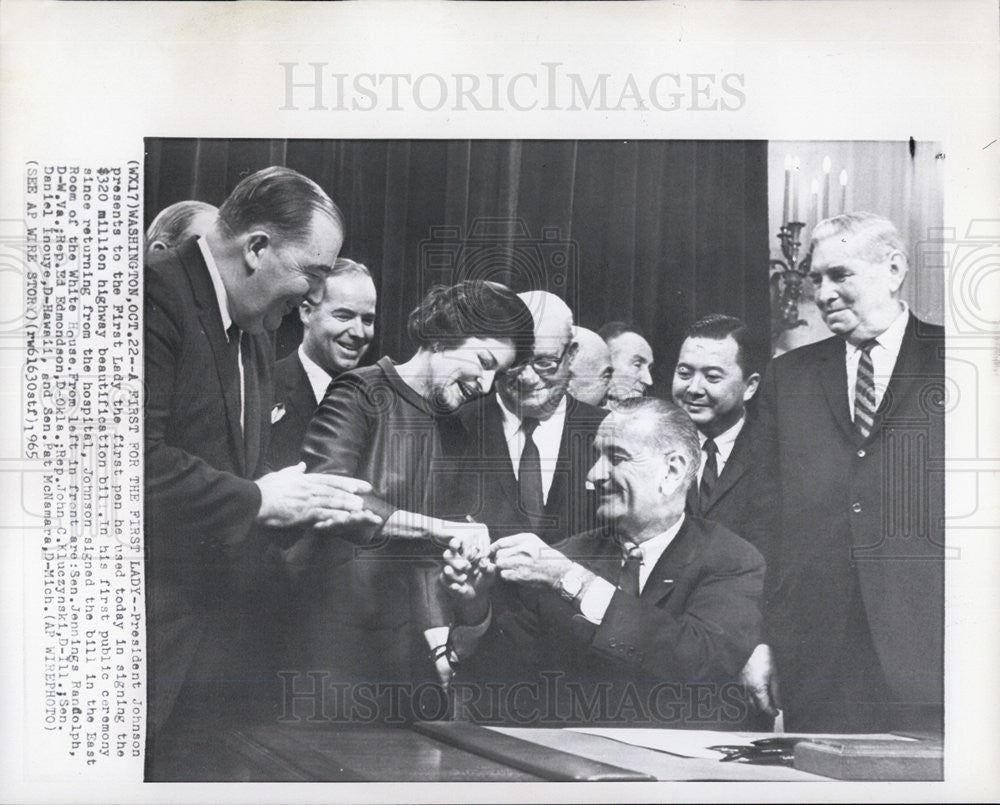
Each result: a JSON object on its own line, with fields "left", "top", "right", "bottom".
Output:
{"left": 696, "top": 415, "right": 745, "bottom": 484}
{"left": 496, "top": 395, "right": 567, "bottom": 504}
{"left": 576, "top": 514, "right": 687, "bottom": 624}
{"left": 844, "top": 303, "right": 909, "bottom": 420}
{"left": 198, "top": 236, "right": 244, "bottom": 432}
{"left": 298, "top": 344, "right": 333, "bottom": 405}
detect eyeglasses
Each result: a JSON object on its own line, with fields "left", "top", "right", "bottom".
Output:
{"left": 506, "top": 341, "right": 572, "bottom": 378}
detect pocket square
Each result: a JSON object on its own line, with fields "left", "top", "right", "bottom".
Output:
{"left": 271, "top": 402, "right": 286, "bottom": 424}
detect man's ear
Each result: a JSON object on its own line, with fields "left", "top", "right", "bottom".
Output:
{"left": 298, "top": 300, "right": 312, "bottom": 326}
{"left": 659, "top": 451, "right": 688, "bottom": 496}
{"left": 743, "top": 372, "right": 761, "bottom": 403}
{"left": 886, "top": 249, "right": 909, "bottom": 294}
{"left": 148, "top": 240, "right": 167, "bottom": 252}
{"left": 243, "top": 231, "right": 271, "bottom": 272}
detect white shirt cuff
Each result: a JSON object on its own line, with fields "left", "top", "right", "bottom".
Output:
{"left": 577, "top": 577, "right": 616, "bottom": 625}
{"left": 449, "top": 606, "right": 492, "bottom": 661}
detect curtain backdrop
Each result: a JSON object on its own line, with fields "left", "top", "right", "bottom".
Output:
{"left": 145, "top": 139, "right": 771, "bottom": 397}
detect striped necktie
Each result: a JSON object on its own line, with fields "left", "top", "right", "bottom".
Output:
{"left": 854, "top": 339, "right": 878, "bottom": 439}
{"left": 618, "top": 541, "right": 643, "bottom": 598}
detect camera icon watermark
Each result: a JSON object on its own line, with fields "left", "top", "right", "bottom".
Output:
{"left": 417, "top": 218, "right": 579, "bottom": 310}
{"left": 914, "top": 219, "right": 1000, "bottom": 337}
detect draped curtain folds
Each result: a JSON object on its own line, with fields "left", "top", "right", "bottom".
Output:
{"left": 145, "top": 139, "right": 770, "bottom": 396}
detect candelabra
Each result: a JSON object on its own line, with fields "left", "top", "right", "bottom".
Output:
{"left": 769, "top": 221, "right": 808, "bottom": 334}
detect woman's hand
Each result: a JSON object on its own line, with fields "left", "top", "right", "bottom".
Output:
{"left": 431, "top": 520, "right": 492, "bottom": 564}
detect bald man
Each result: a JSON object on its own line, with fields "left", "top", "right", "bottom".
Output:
{"left": 567, "top": 326, "right": 613, "bottom": 407}
{"left": 451, "top": 291, "right": 607, "bottom": 546}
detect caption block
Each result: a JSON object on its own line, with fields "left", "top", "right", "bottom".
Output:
{"left": 22, "top": 162, "right": 144, "bottom": 769}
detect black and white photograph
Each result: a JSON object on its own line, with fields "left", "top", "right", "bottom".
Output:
{"left": 1, "top": 1, "right": 997, "bottom": 801}
{"left": 142, "top": 137, "right": 945, "bottom": 782}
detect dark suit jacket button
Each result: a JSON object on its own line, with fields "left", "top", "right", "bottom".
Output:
{"left": 857, "top": 448, "right": 866, "bottom": 458}
{"left": 851, "top": 502, "right": 862, "bottom": 513}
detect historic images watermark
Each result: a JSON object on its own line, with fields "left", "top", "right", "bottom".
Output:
{"left": 279, "top": 63, "right": 746, "bottom": 113}
{"left": 277, "top": 671, "right": 753, "bottom": 728}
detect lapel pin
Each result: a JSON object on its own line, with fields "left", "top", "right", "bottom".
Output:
{"left": 271, "top": 402, "right": 286, "bottom": 424}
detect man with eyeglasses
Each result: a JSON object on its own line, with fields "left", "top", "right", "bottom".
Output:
{"left": 451, "top": 290, "right": 607, "bottom": 546}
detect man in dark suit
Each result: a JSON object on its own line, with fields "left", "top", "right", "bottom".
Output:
{"left": 453, "top": 291, "right": 607, "bottom": 547}
{"left": 144, "top": 167, "right": 377, "bottom": 763}
{"left": 268, "top": 258, "right": 377, "bottom": 470}
{"left": 672, "top": 314, "right": 761, "bottom": 535}
{"left": 741, "top": 212, "right": 945, "bottom": 733}
{"left": 443, "top": 398, "right": 765, "bottom": 727}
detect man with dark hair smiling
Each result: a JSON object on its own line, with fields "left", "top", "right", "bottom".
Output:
{"left": 268, "top": 258, "right": 378, "bottom": 470}
{"left": 672, "top": 314, "right": 761, "bottom": 533}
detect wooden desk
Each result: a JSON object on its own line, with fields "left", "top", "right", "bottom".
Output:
{"left": 148, "top": 721, "right": 829, "bottom": 782}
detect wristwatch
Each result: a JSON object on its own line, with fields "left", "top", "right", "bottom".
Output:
{"left": 556, "top": 563, "right": 592, "bottom": 603}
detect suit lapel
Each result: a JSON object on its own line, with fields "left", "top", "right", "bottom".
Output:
{"left": 180, "top": 238, "right": 247, "bottom": 474}
{"left": 483, "top": 395, "right": 521, "bottom": 513}
{"left": 639, "top": 518, "right": 698, "bottom": 607}
{"left": 870, "top": 313, "right": 925, "bottom": 437}
{"left": 704, "top": 421, "right": 750, "bottom": 513}
{"left": 544, "top": 399, "right": 574, "bottom": 518}
{"left": 284, "top": 353, "right": 320, "bottom": 427}
{"left": 816, "top": 336, "right": 857, "bottom": 444}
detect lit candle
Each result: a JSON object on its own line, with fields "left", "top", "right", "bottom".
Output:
{"left": 822, "top": 156, "right": 831, "bottom": 220}
{"left": 782, "top": 154, "right": 792, "bottom": 224}
{"left": 839, "top": 169, "right": 848, "bottom": 215}
{"left": 791, "top": 157, "right": 801, "bottom": 222}
{"left": 810, "top": 178, "right": 820, "bottom": 230}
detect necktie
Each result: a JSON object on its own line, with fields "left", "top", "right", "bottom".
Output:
{"left": 225, "top": 324, "right": 244, "bottom": 433}
{"left": 618, "top": 542, "right": 643, "bottom": 598}
{"left": 699, "top": 438, "right": 719, "bottom": 512}
{"left": 854, "top": 340, "right": 878, "bottom": 439}
{"left": 241, "top": 331, "right": 262, "bottom": 470}
{"left": 518, "top": 417, "right": 544, "bottom": 524}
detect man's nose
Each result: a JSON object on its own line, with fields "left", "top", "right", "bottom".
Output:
{"left": 345, "top": 317, "right": 364, "bottom": 339}
{"left": 587, "top": 455, "right": 609, "bottom": 485}
{"left": 639, "top": 366, "right": 653, "bottom": 387}
{"left": 816, "top": 276, "right": 838, "bottom": 306}
{"left": 686, "top": 374, "right": 705, "bottom": 395}
{"left": 518, "top": 363, "right": 541, "bottom": 385}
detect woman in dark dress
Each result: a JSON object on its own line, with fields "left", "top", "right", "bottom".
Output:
{"left": 296, "top": 281, "right": 533, "bottom": 694}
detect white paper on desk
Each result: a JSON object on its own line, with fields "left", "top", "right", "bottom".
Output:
{"left": 566, "top": 728, "right": 915, "bottom": 760}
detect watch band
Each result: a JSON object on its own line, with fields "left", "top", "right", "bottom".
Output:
{"left": 556, "top": 563, "right": 592, "bottom": 603}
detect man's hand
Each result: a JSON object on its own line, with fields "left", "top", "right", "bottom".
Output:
{"left": 492, "top": 533, "right": 573, "bottom": 589}
{"left": 741, "top": 643, "right": 780, "bottom": 717}
{"left": 441, "top": 537, "right": 496, "bottom": 625}
{"left": 432, "top": 521, "right": 491, "bottom": 564}
{"left": 255, "top": 463, "right": 381, "bottom": 529}
{"left": 442, "top": 538, "right": 497, "bottom": 600}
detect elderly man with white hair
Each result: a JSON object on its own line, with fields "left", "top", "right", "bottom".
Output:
{"left": 449, "top": 290, "right": 608, "bottom": 546}
{"left": 567, "top": 326, "right": 613, "bottom": 407}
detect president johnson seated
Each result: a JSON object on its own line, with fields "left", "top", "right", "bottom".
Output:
{"left": 442, "top": 397, "right": 766, "bottom": 729}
